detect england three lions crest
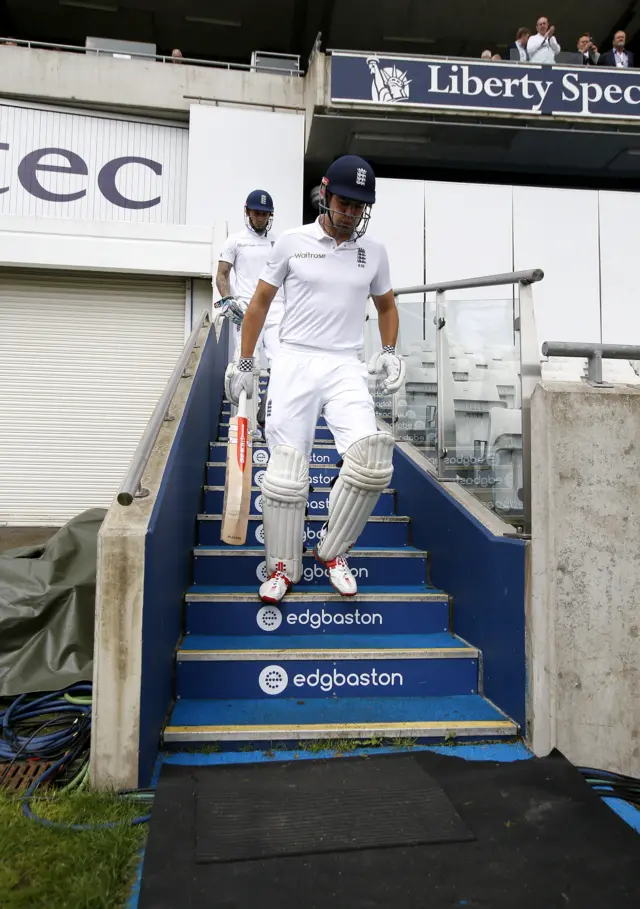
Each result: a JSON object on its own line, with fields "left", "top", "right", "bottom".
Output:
{"left": 367, "top": 56, "right": 411, "bottom": 103}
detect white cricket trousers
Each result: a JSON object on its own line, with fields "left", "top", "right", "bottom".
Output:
{"left": 265, "top": 344, "right": 378, "bottom": 458}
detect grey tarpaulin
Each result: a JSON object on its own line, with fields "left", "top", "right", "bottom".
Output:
{"left": 0, "top": 508, "right": 106, "bottom": 696}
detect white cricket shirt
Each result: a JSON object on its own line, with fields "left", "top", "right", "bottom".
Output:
{"left": 259, "top": 218, "right": 393, "bottom": 353}
{"left": 219, "top": 226, "right": 284, "bottom": 326}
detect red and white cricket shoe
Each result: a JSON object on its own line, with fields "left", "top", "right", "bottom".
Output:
{"left": 259, "top": 564, "right": 292, "bottom": 604}
{"left": 315, "top": 552, "right": 358, "bottom": 597}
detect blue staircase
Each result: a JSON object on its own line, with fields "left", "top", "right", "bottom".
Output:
{"left": 163, "top": 378, "right": 519, "bottom": 748}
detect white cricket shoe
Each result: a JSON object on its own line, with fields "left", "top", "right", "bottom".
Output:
{"left": 318, "top": 553, "right": 358, "bottom": 597}
{"left": 259, "top": 565, "right": 292, "bottom": 604}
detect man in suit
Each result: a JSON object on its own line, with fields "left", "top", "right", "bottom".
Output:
{"left": 577, "top": 33, "right": 599, "bottom": 65}
{"left": 509, "top": 27, "right": 531, "bottom": 62}
{"left": 598, "top": 30, "right": 634, "bottom": 67}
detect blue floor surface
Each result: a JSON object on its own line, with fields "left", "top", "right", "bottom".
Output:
{"left": 169, "top": 694, "right": 505, "bottom": 727}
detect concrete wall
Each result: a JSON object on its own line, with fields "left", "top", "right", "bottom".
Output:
{"left": 0, "top": 46, "right": 304, "bottom": 119}
{"left": 529, "top": 381, "right": 640, "bottom": 776}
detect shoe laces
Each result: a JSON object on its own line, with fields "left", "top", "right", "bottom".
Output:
{"left": 329, "top": 555, "right": 349, "bottom": 572}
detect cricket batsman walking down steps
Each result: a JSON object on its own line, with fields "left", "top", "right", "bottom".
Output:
{"left": 215, "top": 189, "right": 284, "bottom": 429}
{"left": 225, "top": 155, "right": 406, "bottom": 604}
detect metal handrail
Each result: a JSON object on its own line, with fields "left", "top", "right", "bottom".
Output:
{"left": 393, "top": 269, "right": 544, "bottom": 297}
{"left": 542, "top": 341, "right": 640, "bottom": 385}
{"left": 117, "top": 311, "right": 210, "bottom": 506}
{"left": 0, "top": 37, "right": 302, "bottom": 75}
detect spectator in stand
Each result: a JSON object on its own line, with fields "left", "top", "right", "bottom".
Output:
{"left": 481, "top": 49, "right": 492, "bottom": 60}
{"left": 171, "top": 48, "right": 183, "bottom": 63}
{"left": 527, "top": 16, "right": 561, "bottom": 63}
{"left": 491, "top": 53, "right": 502, "bottom": 60}
{"left": 510, "top": 27, "right": 531, "bottom": 62}
{"left": 577, "top": 33, "right": 599, "bottom": 65}
{"left": 598, "top": 30, "right": 634, "bottom": 67}
{"left": 1, "top": 38, "right": 18, "bottom": 46}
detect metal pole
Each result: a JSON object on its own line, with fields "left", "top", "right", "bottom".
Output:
{"left": 518, "top": 281, "right": 541, "bottom": 534}
{"left": 435, "top": 291, "right": 447, "bottom": 475}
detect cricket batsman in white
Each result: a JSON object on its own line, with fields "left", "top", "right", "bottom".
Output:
{"left": 215, "top": 189, "right": 284, "bottom": 427}
{"left": 225, "top": 156, "right": 405, "bottom": 603}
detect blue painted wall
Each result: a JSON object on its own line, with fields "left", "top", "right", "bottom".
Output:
{"left": 138, "top": 321, "right": 228, "bottom": 785}
{"left": 392, "top": 448, "right": 526, "bottom": 728}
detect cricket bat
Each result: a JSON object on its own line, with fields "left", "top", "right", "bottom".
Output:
{"left": 221, "top": 389, "right": 252, "bottom": 545}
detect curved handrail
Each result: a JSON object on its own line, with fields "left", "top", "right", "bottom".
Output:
{"left": 117, "top": 311, "right": 210, "bottom": 506}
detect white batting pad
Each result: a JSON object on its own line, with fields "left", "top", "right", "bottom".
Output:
{"left": 261, "top": 445, "right": 309, "bottom": 584}
{"left": 316, "top": 432, "right": 394, "bottom": 562}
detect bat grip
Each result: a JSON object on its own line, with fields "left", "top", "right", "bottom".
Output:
{"left": 237, "top": 389, "right": 248, "bottom": 420}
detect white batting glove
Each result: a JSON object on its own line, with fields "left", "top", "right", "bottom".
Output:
{"left": 215, "top": 296, "right": 248, "bottom": 326}
{"left": 368, "top": 347, "right": 406, "bottom": 395}
{"left": 224, "top": 357, "right": 255, "bottom": 405}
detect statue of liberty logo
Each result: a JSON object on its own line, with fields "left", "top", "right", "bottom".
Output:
{"left": 366, "top": 56, "right": 411, "bottom": 102}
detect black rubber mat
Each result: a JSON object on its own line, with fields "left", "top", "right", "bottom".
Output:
{"left": 139, "top": 751, "right": 640, "bottom": 909}
{"left": 194, "top": 755, "right": 474, "bottom": 862}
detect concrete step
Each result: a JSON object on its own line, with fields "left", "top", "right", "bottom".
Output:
{"left": 197, "top": 514, "right": 410, "bottom": 547}
{"left": 175, "top": 632, "right": 479, "bottom": 699}
{"left": 164, "top": 694, "right": 518, "bottom": 745}
{"left": 207, "top": 461, "right": 339, "bottom": 487}
{"left": 184, "top": 587, "right": 450, "bottom": 636}
{"left": 210, "top": 441, "right": 342, "bottom": 466}
{"left": 192, "top": 546, "right": 428, "bottom": 588}
{"left": 202, "top": 486, "right": 396, "bottom": 517}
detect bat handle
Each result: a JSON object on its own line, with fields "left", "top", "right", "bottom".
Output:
{"left": 237, "top": 389, "right": 248, "bottom": 420}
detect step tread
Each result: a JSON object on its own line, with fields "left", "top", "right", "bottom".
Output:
{"left": 177, "top": 632, "right": 476, "bottom": 660}
{"left": 165, "top": 694, "right": 516, "bottom": 740}
{"left": 185, "top": 585, "right": 446, "bottom": 601}
{"left": 207, "top": 461, "right": 339, "bottom": 469}
{"left": 193, "top": 546, "right": 426, "bottom": 557}
{"left": 210, "top": 441, "right": 337, "bottom": 449}
{"left": 198, "top": 514, "right": 409, "bottom": 523}
{"left": 181, "top": 631, "right": 469, "bottom": 650}
{"left": 203, "top": 486, "right": 395, "bottom": 494}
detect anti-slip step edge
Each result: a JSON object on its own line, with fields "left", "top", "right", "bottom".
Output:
{"left": 185, "top": 586, "right": 447, "bottom": 602}
{"left": 210, "top": 441, "right": 338, "bottom": 449}
{"left": 163, "top": 694, "right": 518, "bottom": 742}
{"left": 193, "top": 546, "right": 425, "bottom": 557}
{"left": 176, "top": 633, "right": 478, "bottom": 661}
{"left": 203, "top": 487, "right": 396, "bottom": 494}
{"left": 207, "top": 461, "right": 339, "bottom": 469}
{"left": 164, "top": 719, "right": 518, "bottom": 742}
{"left": 197, "top": 514, "right": 408, "bottom": 523}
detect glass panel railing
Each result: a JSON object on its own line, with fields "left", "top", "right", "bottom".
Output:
{"left": 367, "top": 270, "right": 543, "bottom": 533}
{"left": 438, "top": 295, "right": 523, "bottom": 524}
{"left": 367, "top": 294, "right": 439, "bottom": 468}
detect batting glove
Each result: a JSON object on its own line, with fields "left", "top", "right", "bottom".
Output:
{"left": 224, "top": 357, "right": 255, "bottom": 405}
{"left": 215, "top": 296, "right": 248, "bottom": 326}
{"left": 367, "top": 346, "right": 406, "bottom": 395}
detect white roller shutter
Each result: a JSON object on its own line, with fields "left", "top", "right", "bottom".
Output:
{"left": 0, "top": 269, "right": 186, "bottom": 525}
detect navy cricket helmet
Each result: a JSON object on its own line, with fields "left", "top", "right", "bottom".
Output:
{"left": 245, "top": 189, "right": 274, "bottom": 211}
{"left": 319, "top": 155, "right": 376, "bottom": 238}
{"left": 244, "top": 189, "right": 274, "bottom": 234}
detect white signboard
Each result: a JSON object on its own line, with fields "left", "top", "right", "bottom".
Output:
{"left": 0, "top": 103, "right": 188, "bottom": 223}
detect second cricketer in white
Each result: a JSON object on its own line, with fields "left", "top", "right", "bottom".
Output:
{"left": 225, "top": 155, "right": 406, "bottom": 604}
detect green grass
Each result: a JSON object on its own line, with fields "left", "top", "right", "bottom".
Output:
{"left": 0, "top": 789, "right": 147, "bottom": 909}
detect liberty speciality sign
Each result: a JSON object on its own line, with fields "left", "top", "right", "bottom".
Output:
{"left": 331, "top": 52, "right": 640, "bottom": 120}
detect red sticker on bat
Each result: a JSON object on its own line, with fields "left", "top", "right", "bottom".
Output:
{"left": 237, "top": 417, "right": 248, "bottom": 471}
